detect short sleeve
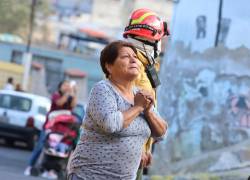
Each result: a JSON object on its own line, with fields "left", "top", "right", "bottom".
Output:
{"left": 51, "top": 92, "right": 61, "bottom": 103}
{"left": 87, "top": 81, "right": 124, "bottom": 134}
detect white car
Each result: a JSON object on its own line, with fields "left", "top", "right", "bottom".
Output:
{"left": 0, "top": 90, "right": 51, "bottom": 150}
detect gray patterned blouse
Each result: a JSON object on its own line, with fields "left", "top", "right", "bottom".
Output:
{"left": 67, "top": 80, "right": 151, "bottom": 180}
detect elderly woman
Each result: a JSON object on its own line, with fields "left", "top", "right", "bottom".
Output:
{"left": 67, "top": 40, "right": 167, "bottom": 180}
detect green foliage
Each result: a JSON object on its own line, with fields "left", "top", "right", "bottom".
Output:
{"left": 0, "top": 0, "right": 52, "bottom": 39}
{"left": 151, "top": 176, "right": 165, "bottom": 180}
{"left": 151, "top": 175, "right": 174, "bottom": 180}
{"left": 0, "top": 0, "right": 29, "bottom": 34}
{"left": 193, "top": 173, "right": 221, "bottom": 180}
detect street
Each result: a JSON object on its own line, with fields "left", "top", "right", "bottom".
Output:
{"left": 0, "top": 139, "right": 44, "bottom": 180}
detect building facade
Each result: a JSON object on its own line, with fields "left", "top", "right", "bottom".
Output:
{"left": 0, "top": 41, "right": 103, "bottom": 102}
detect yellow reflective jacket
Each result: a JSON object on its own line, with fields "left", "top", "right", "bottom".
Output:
{"left": 134, "top": 50, "right": 160, "bottom": 153}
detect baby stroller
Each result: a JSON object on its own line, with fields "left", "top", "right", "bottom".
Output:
{"left": 40, "top": 110, "right": 79, "bottom": 179}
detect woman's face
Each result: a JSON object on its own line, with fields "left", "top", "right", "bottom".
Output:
{"left": 106, "top": 47, "right": 140, "bottom": 80}
{"left": 60, "top": 81, "right": 70, "bottom": 93}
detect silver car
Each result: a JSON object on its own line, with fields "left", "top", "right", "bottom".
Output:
{"left": 0, "top": 90, "right": 51, "bottom": 150}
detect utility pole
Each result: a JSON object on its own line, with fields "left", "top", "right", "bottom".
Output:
{"left": 22, "top": 0, "right": 37, "bottom": 91}
{"left": 215, "top": 0, "right": 223, "bottom": 47}
{"left": 26, "top": 0, "right": 36, "bottom": 53}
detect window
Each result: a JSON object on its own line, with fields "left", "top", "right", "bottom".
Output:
{"left": 38, "top": 106, "right": 48, "bottom": 116}
{"left": 0, "top": 94, "right": 32, "bottom": 112}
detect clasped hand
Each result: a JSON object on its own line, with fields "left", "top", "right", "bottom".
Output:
{"left": 134, "top": 90, "right": 154, "bottom": 112}
{"left": 65, "top": 86, "right": 77, "bottom": 97}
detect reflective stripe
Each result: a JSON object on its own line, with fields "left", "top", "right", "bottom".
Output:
{"left": 131, "top": 12, "right": 156, "bottom": 25}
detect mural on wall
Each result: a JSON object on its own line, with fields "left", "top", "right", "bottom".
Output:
{"left": 171, "top": 0, "right": 250, "bottom": 52}
{"left": 151, "top": 0, "right": 250, "bottom": 176}
{"left": 159, "top": 67, "right": 250, "bottom": 157}
{"left": 229, "top": 92, "right": 250, "bottom": 128}
{"left": 151, "top": 42, "right": 250, "bottom": 175}
{"left": 218, "top": 18, "right": 231, "bottom": 44}
{"left": 196, "top": 15, "right": 206, "bottom": 39}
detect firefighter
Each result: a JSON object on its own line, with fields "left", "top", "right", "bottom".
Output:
{"left": 123, "top": 8, "right": 170, "bottom": 179}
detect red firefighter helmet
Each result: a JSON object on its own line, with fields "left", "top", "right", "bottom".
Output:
{"left": 123, "top": 8, "right": 170, "bottom": 41}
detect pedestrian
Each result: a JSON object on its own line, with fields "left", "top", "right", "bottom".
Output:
{"left": 24, "top": 80, "right": 77, "bottom": 177}
{"left": 15, "top": 83, "right": 23, "bottom": 92}
{"left": 123, "top": 8, "right": 170, "bottom": 179}
{"left": 3, "top": 77, "right": 14, "bottom": 90}
{"left": 67, "top": 40, "right": 167, "bottom": 180}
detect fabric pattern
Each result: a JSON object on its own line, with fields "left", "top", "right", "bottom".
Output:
{"left": 67, "top": 80, "right": 151, "bottom": 180}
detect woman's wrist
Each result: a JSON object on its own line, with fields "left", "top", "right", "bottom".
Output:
{"left": 133, "top": 105, "right": 144, "bottom": 114}
{"left": 144, "top": 107, "right": 154, "bottom": 118}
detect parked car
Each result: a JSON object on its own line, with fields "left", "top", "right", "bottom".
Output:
{"left": 0, "top": 90, "right": 51, "bottom": 150}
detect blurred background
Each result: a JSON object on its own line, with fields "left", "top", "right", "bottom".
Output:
{"left": 0, "top": 0, "right": 250, "bottom": 179}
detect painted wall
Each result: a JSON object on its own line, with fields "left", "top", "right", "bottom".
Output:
{"left": 171, "top": 0, "right": 250, "bottom": 52}
{"left": 152, "top": 0, "right": 250, "bottom": 175}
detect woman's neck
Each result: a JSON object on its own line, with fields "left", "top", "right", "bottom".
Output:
{"left": 109, "top": 77, "right": 134, "bottom": 103}
{"left": 109, "top": 77, "right": 133, "bottom": 94}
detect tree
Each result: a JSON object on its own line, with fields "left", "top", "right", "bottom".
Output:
{"left": 0, "top": 0, "right": 29, "bottom": 37}
{"left": 0, "top": 0, "right": 52, "bottom": 40}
